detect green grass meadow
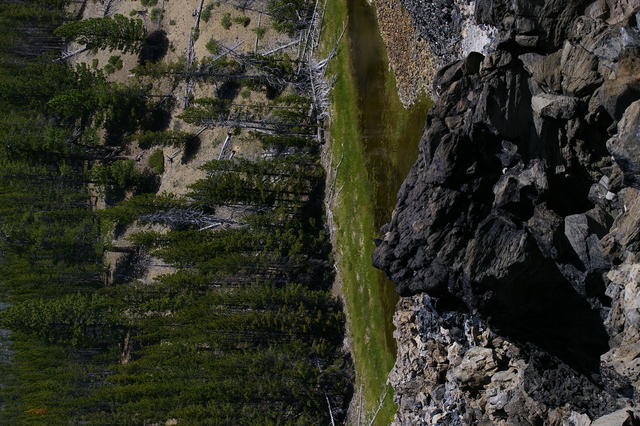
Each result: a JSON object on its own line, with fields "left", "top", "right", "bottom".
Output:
{"left": 320, "top": 0, "right": 431, "bottom": 422}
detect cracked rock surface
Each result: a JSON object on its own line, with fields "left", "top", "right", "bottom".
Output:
{"left": 373, "top": 0, "right": 640, "bottom": 424}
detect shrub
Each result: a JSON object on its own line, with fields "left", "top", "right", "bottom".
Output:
{"left": 110, "top": 55, "right": 123, "bottom": 67}
{"left": 220, "top": 13, "right": 232, "bottom": 29}
{"left": 202, "top": 3, "right": 214, "bottom": 22}
{"left": 90, "top": 160, "right": 139, "bottom": 190}
{"left": 253, "top": 26, "right": 267, "bottom": 40}
{"left": 150, "top": 7, "right": 163, "bottom": 22}
{"left": 148, "top": 149, "right": 165, "bottom": 174}
{"left": 136, "top": 130, "right": 198, "bottom": 149}
{"left": 141, "top": 0, "right": 158, "bottom": 6}
{"left": 104, "top": 55, "right": 123, "bottom": 73}
{"left": 205, "top": 38, "right": 221, "bottom": 54}
{"left": 233, "top": 16, "right": 251, "bottom": 27}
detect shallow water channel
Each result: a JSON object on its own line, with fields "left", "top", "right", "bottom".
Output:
{"left": 348, "top": 0, "right": 430, "bottom": 351}
{"left": 332, "top": 0, "right": 431, "bottom": 420}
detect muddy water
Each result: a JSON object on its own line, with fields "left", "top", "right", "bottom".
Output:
{"left": 347, "top": 0, "right": 431, "bottom": 350}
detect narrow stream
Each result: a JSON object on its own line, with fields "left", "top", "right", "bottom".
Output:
{"left": 347, "top": 0, "right": 430, "bottom": 348}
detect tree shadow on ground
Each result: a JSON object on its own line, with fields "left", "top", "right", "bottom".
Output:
{"left": 138, "top": 30, "right": 169, "bottom": 64}
{"left": 181, "top": 135, "right": 202, "bottom": 164}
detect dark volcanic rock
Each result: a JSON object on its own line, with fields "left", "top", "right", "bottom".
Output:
{"left": 374, "top": 0, "right": 640, "bottom": 423}
{"left": 475, "top": 0, "right": 590, "bottom": 52}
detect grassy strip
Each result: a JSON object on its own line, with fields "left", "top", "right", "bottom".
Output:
{"left": 321, "top": 0, "right": 431, "bottom": 423}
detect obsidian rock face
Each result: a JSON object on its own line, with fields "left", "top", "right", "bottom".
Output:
{"left": 374, "top": 0, "right": 640, "bottom": 423}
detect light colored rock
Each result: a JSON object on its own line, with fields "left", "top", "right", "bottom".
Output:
{"left": 561, "top": 40, "right": 603, "bottom": 95}
{"left": 591, "top": 408, "right": 639, "bottom": 425}
{"left": 516, "top": 34, "right": 539, "bottom": 47}
{"left": 605, "top": 0, "right": 640, "bottom": 24}
{"left": 452, "top": 347, "right": 498, "bottom": 387}
{"left": 532, "top": 93, "right": 580, "bottom": 119}
{"left": 567, "top": 411, "right": 593, "bottom": 426}
{"left": 586, "top": 0, "right": 610, "bottom": 20}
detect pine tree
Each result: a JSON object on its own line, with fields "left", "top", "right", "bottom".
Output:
{"left": 54, "top": 14, "right": 146, "bottom": 54}
{"left": 134, "top": 130, "right": 198, "bottom": 149}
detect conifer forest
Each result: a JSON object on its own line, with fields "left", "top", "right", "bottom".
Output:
{"left": 0, "top": 0, "right": 352, "bottom": 423}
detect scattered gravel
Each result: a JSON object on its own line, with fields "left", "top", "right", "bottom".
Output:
{"left": 373, "top": 0, "right": 496, "bottom": 106}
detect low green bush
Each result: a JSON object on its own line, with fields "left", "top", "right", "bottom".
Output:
{"left": 148, "top": 149, "right": 165, "bottom": 174}
{"left": 220, "top": 13, "right": 232, "bottom": 29}
{"left": 233, "top": 16, "right": 251, "bottom": 27}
